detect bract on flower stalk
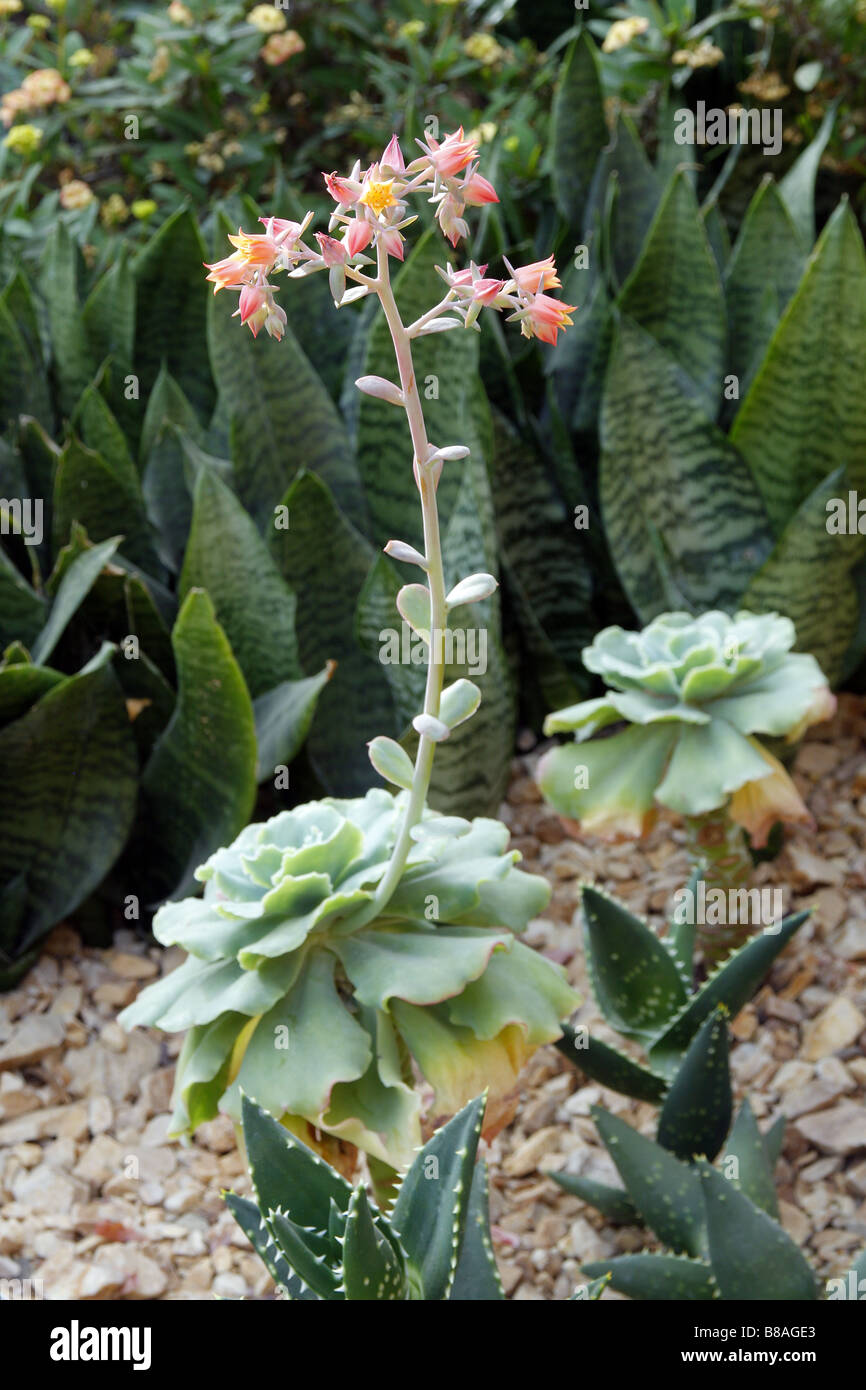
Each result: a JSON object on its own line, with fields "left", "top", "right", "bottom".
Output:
{"left": 126, "top": 131, "right": 580, "bottom": 1173}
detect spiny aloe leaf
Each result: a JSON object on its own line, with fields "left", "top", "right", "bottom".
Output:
{"left": 341, "top": 1183, "right": 408, "bottom": 1301}
{"left": 571, "top": 1274, "right": 612, "bottom": 1301}
{"left": 665, "top": 866, "right": 700, "bottom": 986}
{"left": 448, "top": 1159, "right": 504, "bottom": 1301}
{"left": 554, "top": 1022, "right": 667, "bottom": 1102}
{"left": 593, "top": 1108, "right": 707, "bottom": 1258}
{"left": 648, "top": 910, "right": 808, "bottom": 1076}
{"left": 723, "top": 1097, "right": 779, "bottom": 1219}
{"left": 391, "top": 1093, "right": 485, "bottom": 1301}
{"left": 582, "top": 884, "right": 688, "bottom": 1042}
{"left": 224, "top": 1191, "right": 317, "bottom": 1301}
{"left": 731, "top": 199, "right": 866, "bottom": 535}
{"left": 241, "top": 1093, "right": 354, "bottom": 1236}
{"left": 600, "top": 317, "right": 774, "bottom": 622}
{"left": 656, "top": 1005, "right": 732, "bottom": 1162}
{"left": 696, "top": 1160, "right": 819, "bottom": 1300}
{"left": 742, "top": 467, "right": 864, "bottom": 686}
{"left": 583, "top": 1253, "right": 716, "bottom": 1301}
{"left": 548, "top": 1170, "right": 639, "bottom": 1224}
{"left": 268, "top": 1208, "right": 342, "bottom": 1301}
{"left": 550, "top": 31, "right": 607, "bottom": 227}
{"left": 617, "top": 171, "right": 726, "bottom": 418}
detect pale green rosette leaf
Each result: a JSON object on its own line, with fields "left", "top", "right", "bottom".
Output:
{"left": 121, "top": 788, "right": 577, "bottom": 1166}
{"left": 540, "top": 610, "right": 834, "bottom": 834}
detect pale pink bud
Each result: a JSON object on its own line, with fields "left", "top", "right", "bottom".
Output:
{"left": 315, "top": 232, "right": 348, "bottom": 266}
{"left": 344, "top": 218, "right": 373, "bottom": 258}
{"left": 379, "top": 227, "right": 404, "bottom": 261}
{"left": 461, "top": 171, "right": 499, "bottom": 206}
{"left": 323, "top": 171, "right": 360, "bottom": 204}
{"left": 381, "top": 133, "right": 405, "bottom": 174}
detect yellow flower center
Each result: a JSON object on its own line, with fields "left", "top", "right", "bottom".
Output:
{"left": 360, "top": 179, "right": 396, "bottom": 217}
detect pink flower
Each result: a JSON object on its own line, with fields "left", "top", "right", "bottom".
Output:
{"left": 511, "top": 256, "right": 561, "bottom": 293}
{"left": 436, "top": 192, "right": 469, "bottom": 248}
{"left": 323, "top": 171, "right": 360, "bottom": 205}
{"left": 460, "top": 171, "right": 499, "bottom": 206}
{"left": 380, "top": 133, "right": 405, "bottom": 174}
{"left": 411, "top": 126, "right": 478, "bottom": 179}
{"left": 204, "top": 251, "right": 251, "bottom": 293}
{"left": 259, "top": 215, "right": 303, "bottom": 246}
{"left": 379, "top": 227, "right": 404, "bottom": 261}
{"left": 227, "top": 226, "right": 282, "bottom": 270}
{"left": 315, "top": 232, "right": 347, "bottom": 266}
{"left": 521, "top": 291, "right": 577, "bottom": 345}
{"left": 237, "top": 283, "right": 269, "bottom": 332}
{"left": 344, "top": 218, "right": 373, "bottom": 258}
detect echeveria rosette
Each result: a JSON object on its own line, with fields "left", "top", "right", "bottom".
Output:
{"left": 537, "top": 611, "right": 835, "bottom": 846}
{"left": 120, "top": 789, "right": 577, "bottom": 1169}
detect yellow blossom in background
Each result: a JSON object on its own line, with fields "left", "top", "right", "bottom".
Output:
{"left": 467, "top": 121, "right": 497, "bottom": 146}
{"left": 398, "top": 20, "right": 426, "bottom": 40}
{"left": 100, "top": 193, "right": 129, "bottom": 226}
{"left": 672, "top": 40, "right": 724, "bottom": 68}
{"left": 4, "top": 124, "right": 43, "bottom": 155}
{"left": 0, "top": 0, "right": 23, "bottom": 13}
{"left": 59, "top": 179, "right": 95, "bottom": 209}
{"left": 739, "top": 70, "right": 790, "bottom": 101}
{"left": 69, "top": 48, "right": 95, "bottom": 68}
{"left": 464, "top": 32, "right": 507, "bottom": 65}
{"left": 27, "top": 13, "right": 51, "bottom": 30}
{"left": 46, "top": 0, "right": 67, "bottom": 10}
{"left": 251, "top": 92, "right": 269, "bottom": 115}
{"left": 131, "top": 199, "right": 158, "bottom": 219}
{"left": 602, "top": 15, "right": 649, "bottom": 53}
{"left": 168, "top": 0, "right": 193, "bottom": 22}
{"left": 261, "top": 29, "right": 304, "bottom": 64}
{"left": 247, "top": 3, "right": 286, "bottom": 33}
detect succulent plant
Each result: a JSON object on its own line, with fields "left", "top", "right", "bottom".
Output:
{"left": 225, "top": 1092, "right": 505, "bottom": 1300}
{"left": 554, "top": 883, "right": 808, "bottom": 1159}
{"left": 539, "top": 611, "right": 832, "bottom": 958}
{"left": 120, "top": 788, "right": 578, "bottom": 1169}
{"left": 564, "top": 1100, "right": 866, "bottom": 1301}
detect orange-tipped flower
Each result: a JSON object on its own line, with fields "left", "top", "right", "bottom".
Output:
{"left": 204, "top": 251, "right": 251, "bottom": 293}
{"left": 460, "top": 171, "right": 499, "bottom": 206}
{"left": 521, "top": 290, "right": 576, "bottom": 345}
{"left": 512, "top": 256, "right": 561, "bottom": 293}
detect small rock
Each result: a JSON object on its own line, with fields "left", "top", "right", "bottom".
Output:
{"left": 778, "top": 1199, "right": 810, "bottom": 1245}
{"left": 837, "top": 921, "right": 866, "bottom": 961}
{"left": 93, "top": 981, "right": 139, "bottom": 1008}
{"left": 0, "top": 1014, "right": 65, "bottom": 1071}
{"left": 212, "top": 1271, "right": 247, "bottom": 1299}
{"left": 195, "top": 1114, "right": 235, "bottom": 1155}
{"left": 99, "top": 1021, "right": 128, "bottom": 1054}
{"left": 795, "top": 1104, "right": 866, "bottom": 1155}
{"left": 74, "top": 1135, "right": 125, "bottom": 1188}
{"left": 787, "top": 845, "right": 845, "bottom": 889}
{"left": 503, "top": 1127, "right": 562, "bottom": 1178}
{"left": 108, "top": 952, "right": 158, "bottom": 981}
{"left": 802, "top": 998, "right": 866, "bottom": 1061}
{"left": 781, "top": 1080, "right": 845, "bottom": 1119}
{"left": 49, "top": 984, "right": 83, "bottom": 1020}
{"left": 12, "top": 1165, "right": 89, "bottom": 1213}
{"left": 0, "top": 1103, "right": 88, "bottom": 1146}
{"left": 773, "top": 1060, "right": 814, "bottom": 1093}
{"left": 88, "top": 1096, "right": 113, "bottom": 1136}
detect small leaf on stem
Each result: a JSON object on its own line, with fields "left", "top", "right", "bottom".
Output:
{"left": 445, "top": 572, "right": 497, "bottom": 606}
{"left": 355, "top": 375, "right": 405, "bottom": 407}
{"left": 440, "top": 679, "right": 481, "bottom": 730}
{"left": 413, "top": 712, "right": 450, "bottom": 741}
{"left": 385, "top": 539, "right": 428, "bottom": 568}
{"left": 368, "top": 735, "right": 415, "bottom": 791}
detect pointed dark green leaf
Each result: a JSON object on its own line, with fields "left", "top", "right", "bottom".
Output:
{"left": 697, "top": 1160, "right": 819, "bottom": 1300}
{"left": 550, "top": 33, "right": 607, "bottom": 226}
{"left": 723, "top": 1097, "right": 779, "bottom": 1218}
{"left": 592, "top": 1108, "right": 707, "bottom": 1257}
{"left": 224, "top": 1191, "right": 317, "bottom": 1300}
{"left": 778, "top": 103, "right": 836, "bottom": 249}
{"left": 240, "top": 1092, "right": 353, "bottom": 1235}
{"left": 52, "top": 437, "right": 161, "bottom": 574}
{"left": 253, "top": 664, "right": 331, "bottom": 780}
{"left": 724, "top": 179, "right": 805, "bottom": 390}
{"left": 731, "top": 201, "right": 866, "bottom": 534}
{"left": 341, "top": 1183, "right": 408, "bottom": 1300}
{"left": 0, "top": 543, "right": 45, "bottom": 650}
{"left": 656, "top": 1005, "right": 732, "bottom": 1161}
{"left": 133, "top": 208, "right": 214, "bottom": 421}
{"left": 583, "top": 1253, "right": 716, "bottom": 1301}
{"left": 617, "top": 171, "right": 726, "bottom": 418}
{"left": 600, "top": 318, "right": 773, "bottom": 621}
{"left": 555, "top": 1023, "right": 667, "bottom": 1102}
{"left": 448, "top": 1159, "right": 504, "bottom": 1301}
{"left": 31, "top": 533, "right": 121, "bottom": 665}
{"left": 648, "top": 911, "right": 808, "bottom": 1075}
{"left": 548, "top": 1170, "right": 639, "bottom": 1224}
{"left": 136, "top": 588, "right": 256, "bottom": 901}
{"left": 582, "top": 884, "right": 688, "bottom": 1042}
{"left": 40, "top": 224, "right": 96, "bottom": 418}
{"left": 391, "top": 1093, "right": 485, "bottom": 1301}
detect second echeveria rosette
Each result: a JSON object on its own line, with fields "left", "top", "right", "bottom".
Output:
{"left": 537, "top": 610, "right": 836, "bottom": 846}
{"left": 120, "top": 789, "right": 577, "bottom": 1169}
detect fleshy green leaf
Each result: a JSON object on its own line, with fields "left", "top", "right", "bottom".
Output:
{"left": 723, "top": 1097, "right": 779, "bottom": 1219}
{"left": 583, "top": 1253, "right": 716, "bottom": 1301}
{"left": 696, "top": 1161, "right": 819, "bottom": 1300}
{"left": 656, "top": 1005, "right": 732, "bottom": 1161}
{"left": 593, "top": 1108, "right": 707, "bottom": 1257}
{"left": 582, "top": 885, "right": 688, "bottom": 1042}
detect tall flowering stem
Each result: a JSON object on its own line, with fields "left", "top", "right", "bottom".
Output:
{"left": 203, "top": 127, "right": 577, "bottom": 918}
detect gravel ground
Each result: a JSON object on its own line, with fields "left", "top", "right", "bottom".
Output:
{"left": 1, "top": 696, "right": 864, "bottom": 1300}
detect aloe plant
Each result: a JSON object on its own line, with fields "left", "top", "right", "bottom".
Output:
{"left": 225, "top": 1092, "right": 505, "bottom": 1300}
{"left": 565, "top": 1100, "right": 865, "bottom": 1301}
{"left": 555, "top": 883, "right": 809, "bottom": 1137}
{"left": 538, "top": 611, "right": 832, "bottom": 957}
